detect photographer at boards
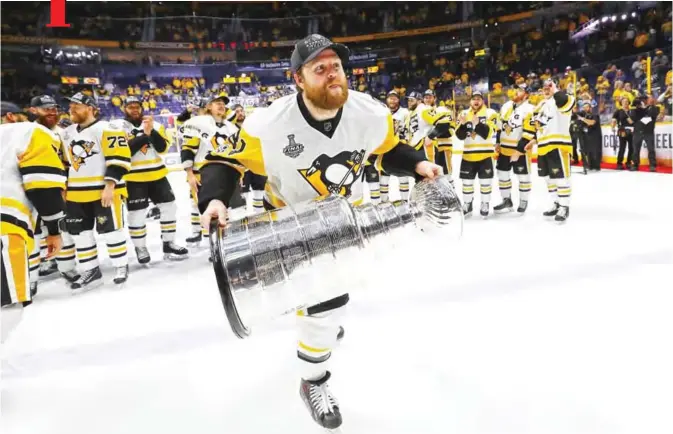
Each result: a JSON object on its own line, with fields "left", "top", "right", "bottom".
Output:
{"left": 630, "top": 95, "right": 660, "bottom": 172}
{"left": 575, "top": 101, "right": 602, "bottom": 172}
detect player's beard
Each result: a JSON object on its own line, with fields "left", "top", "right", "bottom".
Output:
{"left": 39, "top": 114, "right": 58, "bottom": 129}
{"left": 303, "top": 76, "right": 349, "bottom": 111}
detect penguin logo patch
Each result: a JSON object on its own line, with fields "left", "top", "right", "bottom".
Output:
{"left": 298, "top": 150, "right": 366, "bottom": 197}
{"left": 69, "top": 140, "right": 98, "bottom": 171}
{"left": 210, "top": 132, "right": 230, "bottom": 152}
{"left": 283, "top": 134, "right": 305, "bottom": 158}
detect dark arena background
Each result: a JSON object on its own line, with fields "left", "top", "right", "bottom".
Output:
{"left": 1, "top": 2, "right": 672, "bottom": 434}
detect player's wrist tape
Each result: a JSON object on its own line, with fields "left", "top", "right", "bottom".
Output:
{"left": 43, "top": 215, "right": 66, "bottom": 236}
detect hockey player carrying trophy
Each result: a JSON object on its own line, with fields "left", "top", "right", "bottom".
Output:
{"left": 197, "top": 34, "right": 458, "bottom": 430}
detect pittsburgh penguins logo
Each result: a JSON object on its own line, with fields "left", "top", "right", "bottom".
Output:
{"left": 298, "top": 150, "right": 366, "bottom": 197}
{"left": 210, "top": 132, "right": 230, "bottom": 152}
{"left": 69, "top": 140, "right": 98, "bottom": 171}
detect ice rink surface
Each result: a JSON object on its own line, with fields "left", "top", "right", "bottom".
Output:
{"left": 2, "top": 160, "right": 672, "bottom": 434}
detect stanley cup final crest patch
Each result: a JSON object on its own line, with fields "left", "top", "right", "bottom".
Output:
{"left": 283, "top": 134, "right": 305, "bottom": 158}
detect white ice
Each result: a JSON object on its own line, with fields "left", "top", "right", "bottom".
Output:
{"left": 2, "top": 161, "right": 672, "bottom": 434}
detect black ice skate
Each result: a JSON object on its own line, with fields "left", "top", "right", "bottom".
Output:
{"left": 186, "top": 233, "right": 202, "bottom": 246}
{"left": 299, "top": 371, "right": 342, "bottom": 430}
{"left": 135, "top": 247, "right": 151, "bottom": 264}
{"left": 146, "top": 206, "right": 161, "bottom": 220}
{"left": 480, "top": 202, "right": 490, "bottom": 218}
{"left": 30, "top": 281, "right": 38, "bottom": 297}
{"left": 71, "top": 267, "right": 103, "bottom": 292}
{"left": 462, "top": 202, "right": 473, "bottom": 217}
{"left": 517, "top": 200, "right": 528, "bottom": 214}
{"left": 493, "top": 198, "right": 514, "bottom": 214}
{"left": 113, "top": 265, "right": 129, "bottom": 284}
{"left": 38, "top": 259, "right": 58, "bottom": 277}
{"left": 61, "top": 269, "right": 80, "bottom": 283}
{"left": 543, "top": 202, "right": 560, "bottom": 217}
{"left": 163, "top": 242, "right": 188, "bottom": 260}
{"left": 554, "top": 206, "right": 570, "bottom": 223}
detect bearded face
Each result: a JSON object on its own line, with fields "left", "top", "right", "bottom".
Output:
{"left": 69, "top": 103, "right": 93, "bottom": 124}
{"left": 513, "top": 89, "right": 527, "bottom": 104}
{"left": 34, "top": 107, "right": 59, "bottom": 129}
{"left": 470, "top": 97, "right": 483, "bottom": 111}
{"left": 235, "top": 106, "right": 246, "bottom": 122}
{"left": 407, "top": 98, "right": 419, "bottom": 111}
{"left": 386, "top": 96, "right": 400, "bottom": 111}
{"left": 124, "top": 103, "right": 143, "bottom": 122}
{"left": 296, "top": 49, "right": 349, "bottom": 111}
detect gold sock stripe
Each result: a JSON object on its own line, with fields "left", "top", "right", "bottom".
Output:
{"left": 298, "top": 341, "right": 330, "bottom": 354}
{"left": 108, "top": 245, "right": 127, "bottom": 255}
{"left": 77, "top": 249, "right": 98, "bottom": 260}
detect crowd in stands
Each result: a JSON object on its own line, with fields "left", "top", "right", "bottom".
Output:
{"left": 3, "top": 1, "right": 544, "bottom": 45}
{"left": 2, "top": 2, "right": 671, "bottom": 124}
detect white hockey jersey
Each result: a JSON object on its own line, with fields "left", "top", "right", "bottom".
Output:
{"left": 109, "top": 118, "right": 169, "bottom": 182}
{"left": 407, "top": 103, "right": 437, "bottom": 148}
{"left": 180, "top": 115, "right": 240, "bottom": 172}
{"left": 205, "top": 91, "right": 400, "bottom": 207}
{"left": 0, "top": 122, "right": 66, "bottom": 251}
{"left": 61, "top": 120, "right": 131, "bottom": 202}
{"left": 390, "top": 107, "right": 409, "bottom": 142}
{"left": 498, "top": 100, "right": 535, "bottom": 157}
{"left": 457, "top": 106, "right": 499, "bottom": 162}
{"left": 533, "top": 92, "right": 575, "bottom": 156}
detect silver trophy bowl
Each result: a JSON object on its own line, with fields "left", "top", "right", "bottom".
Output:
{"left": 209, "top": 175, "right": 462, "bottom": 338}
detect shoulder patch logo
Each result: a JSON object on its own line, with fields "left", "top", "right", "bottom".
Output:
{"left": 283, "top": 134, "right": 305, "bottom": 158}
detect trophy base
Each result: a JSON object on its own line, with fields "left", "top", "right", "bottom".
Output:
{"left": 210, "top": 223, "right": 251, "bottom": 339}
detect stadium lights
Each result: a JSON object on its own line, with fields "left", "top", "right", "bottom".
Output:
{"left": 464, "top": 47, "right": 469, "bottom": 53}
{"left": 611, "top": 15, "right": 617, "bottom": 22}
{"left": 631, "top": 12, "right": 637, "bottom": 18}
{"left": 621, "top": 14, "right": 627, "bottom": 20}
{"left": 601, "top": 16, "right": 609, "bottom": 23}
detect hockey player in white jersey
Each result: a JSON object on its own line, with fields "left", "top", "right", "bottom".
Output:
{"left": 422, "top": 89, "right": 454, "bottom": 178}
{"left": 61, "top": 93, "right": 131, "bottom": 290}
{"left": 180, "top": 95, "right": 239, "bottom": 245}
{"left": 493, "top": 84, "right": 536, "bottom": 214}
{"left": 110, "top": 97, "right": 188, "bottom": 264}
{"left": 26, "top": 96, "right": 80, "bottom": 291}
{"left": 364, "top": 90, "right": 410, "bottom": 203}
{"left": 229, "top": 104, "right": 267, "bottom": 213}
{"left": 527, "top": 78, "right": 575, "bottom": 222}
{"left": 454, "top": 91, "right": 500, "bottom": 217}
{"left": 1, "top": 101, "right": 67, "bottom": 341}
{"left": 198, "top": 35, "right": 442, "bottom": 430}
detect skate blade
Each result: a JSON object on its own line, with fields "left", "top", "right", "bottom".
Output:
{"left": 71, "top": 278, "right": 104, "bottom": 295}
{"left": 113, "top": 278, "right": 129, "bottom": 288}
{"left": 494, "top": 207, "right": 513, "bottom": 214}
{"left": 164, "top": 254, "right": 189, "bottom": 261}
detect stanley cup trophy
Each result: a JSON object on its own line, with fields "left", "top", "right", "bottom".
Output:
{"left": 209, "top": 175, "right": 463, "bottom": 338}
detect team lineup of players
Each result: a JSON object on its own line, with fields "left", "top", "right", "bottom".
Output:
{"left": 14, "top": 76, "right": 575, "bottom": 297}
